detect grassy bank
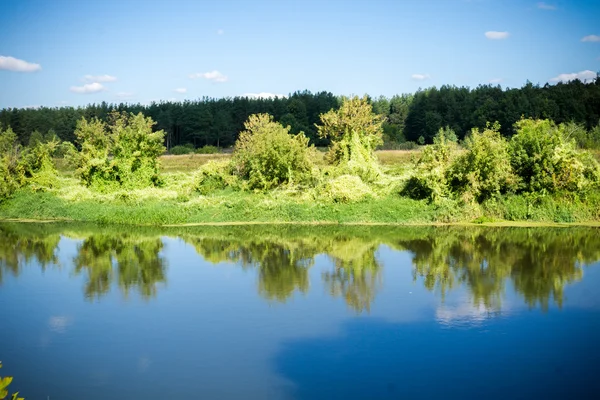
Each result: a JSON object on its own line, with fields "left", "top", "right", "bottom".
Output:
{"left": 1, "top": 164, "right": 599, "bottom": 226}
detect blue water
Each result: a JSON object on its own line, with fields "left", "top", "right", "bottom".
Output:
{"left": 0, "top": 224, "right": 599, "bottom": 399}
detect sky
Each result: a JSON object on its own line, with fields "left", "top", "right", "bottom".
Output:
{"left": 0, "top": 0, "right": 599, "bottom": 109}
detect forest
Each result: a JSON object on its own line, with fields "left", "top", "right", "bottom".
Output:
{"left": 1, "top": 76, "right": 599, "bottom": 150}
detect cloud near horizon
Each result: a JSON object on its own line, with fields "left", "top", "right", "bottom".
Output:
{"left": 84, "top": 74, "right": 117, "bottom": 82}
{"left": 0, "top": 55, "right": 42, "bottom": 72}
{"left": 174, "top": 88, "right": 187, "bottom": 93}
{"left": 411, "top": 73, "right": 430, "bottom": 81}
{"left": 550, "top": 70, "right": 596, "bottom": 83}
{"left": 70, "top": 82, "right": 106, "bottom": 94}
{"left": 489, "top": 78, "right": 503, "bottom": 84}
{"left": 189, "top": 70, "right": 228, "bottom": 82}
{"left": 485, "top": 31, "right": 510, "bottom": 40}
{"left": 581, "top": 35, "right": 600, "bottom": 42}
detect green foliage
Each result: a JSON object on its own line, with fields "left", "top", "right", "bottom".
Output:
{"left": 70, "top": 112, "right": 166, "bottom": 191}
{"left": 232, "top": 113, "right": 316, "bottom": 190}
{"left": 317, "top": 96, "right": 384, "bottom": 181}
{"left": 449, "top": 122, "right": 516, "bottom": 202}
{"left": 0, "top": 127, "right": 25, "bottom": 202}
{"left": 510, "top": 119, "right": 600, "bottom": 194}
{"left": 194, "top": 160, "right": 239, "bottom": 195}
{"left": 169, "top": 145, "right": 194, "bottom": 155}
{"left": 27, "top": 130, "right": 44, "bottom": 148}
{"left": 402, "top": 127, "right": 457, "bottom": 202}
{"left": 319, "top": 175, "right": 374, "bottom": 203}
{"left": 0, "top": 362, "right": 24, "bottom": 400}
{"left": 564, "top": 120, "right": 600, "bottom": 150}
{"left": 196, "top": 145, "right": 220, "bottom": 154}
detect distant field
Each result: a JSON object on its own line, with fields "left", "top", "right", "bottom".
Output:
{"left": 54, "top": 148, "right": 599, "bottom": 174}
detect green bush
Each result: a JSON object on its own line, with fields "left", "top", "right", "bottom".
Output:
{"left": 449, "top": 122, "right": 516, "bottom": 202}
{"left": 564, "top": 120, "right": 600, "bottom": 150}
{"left": 70, "top": 112, "right": 166, "bottom": 191}
{"left": 319, "top": 175, "right": 374, "bottom": 203}
{"left": 317, "top": 96, "right": 383, "bottom": 182}
{"left": 0, "top": 127, "right": 25, "bottom": 201}
{"left": 169, "top": 145, "right": 194, "bottom": 155}
{"left": 194, "top": 160, "right": 237, "bottom": 195}
{"left": 231, "top": 113, "right": 316, "bottom": 190}
{"left": 510, "top": 119, "right": 600, "bottom": 194}
{"left": 402, "top": 127, "right": 457, "bottom": 202}
{"left": 196, "top": 145, "right": 220, "bottom": 154}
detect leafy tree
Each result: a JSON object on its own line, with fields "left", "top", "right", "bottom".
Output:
{"left": 317, "top": 96, "right": 383, "bottom": 181}
{"left": 70, "top": 112, "right": 165, "bottom": 190}
{"left": 449, "top": 122, "right": 516, "bottom": 202}
{"left": 510, "top": 119, "right": 600, "bottom": 193}
{"left": 0, "top": 127, "right": 24, "bottom": 201}
{"left": 231, "top": 113, "right": 316, "bottom": 190}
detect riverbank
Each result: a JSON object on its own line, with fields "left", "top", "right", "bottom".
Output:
{"left": 1, "top": 182, "right": 599, "bottom": 226}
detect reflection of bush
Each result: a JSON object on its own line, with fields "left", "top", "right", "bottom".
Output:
{"left": 1, "top": 223, "right": 599, "bottom": 312}
{"left": 0, "top": 224, "right": 60, "bottom": 283}
{"left": 73, "top": 234, "right": 167, "bottom": 300}
{"left": 403, "top": 227, "right": 598, "bottom": 310}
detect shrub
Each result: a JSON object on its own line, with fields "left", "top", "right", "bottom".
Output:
{"left": 510, "top": 119, "right": 600, "bottom": 194}
{"left": 564, "top": 120, "right": 600, "bottom": 150}
{"left": 0, "top": 127, "right": 25, "bottom": 201}
{"left": 319, "top": 175, "right": 374, "bottom": 203}
{"left": 71, "top": 112, "right": 166, "bottom": 191}
{"left": 232, "top": 113, "right": 316, "bottom": 190}
{"left": 169, "top": 145, "right": 194, "bottom": 155}
{"left": 196, "top": 145, "right": 220, "bottom": 154}
{"left": 402, "top": 127, "right": 457, "bottom": 202}
{"left": 194, "top": 160, "right": 237, "bottom": 195}
{"left": 448, "top": 122, "right": 516, "bottom": 202}
{"left": 317, "top": 96, "right": 383, "bottom": 182}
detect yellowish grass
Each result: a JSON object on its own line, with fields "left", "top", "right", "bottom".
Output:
{"left": 159, "top": 154, "right": 231, "bottom": 172}
{"left": 375, "top": 150, "right": 422, "bottom": 165}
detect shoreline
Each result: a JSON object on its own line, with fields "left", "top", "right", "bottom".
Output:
{"left": 1, "top": 217, "right": 599, "bottom": 228}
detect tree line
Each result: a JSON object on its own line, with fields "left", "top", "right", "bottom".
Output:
{"left": 1, "top": 75, "right": 599, "bottom": 150}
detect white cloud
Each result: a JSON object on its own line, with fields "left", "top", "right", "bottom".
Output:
{"left": 550, "top": 70, "right": 597, "bottom": 83}
{"left": 217, "top": 29, "right": 224, "bottom": 35}
{"left": 0, "top": 55, "right": 41, "bottom": 72}
{"left": 49, "top": 316, "right": 71, "bottom": 333}
{"left": 189, "top": 70, "right": 228, "bottom": 82}
{"left": 582, "top": 35, "right": 600, "bottom": 43}
{"left": 489, "top": 78, "right": 503, "bottom": 84}
{"left": 243, "top": 92, "right": 286, "bottom": 99}
{"left": 411, "top": 73, "right": 430, "bottom": 81}
{"left": 83, "top": 74, "right": 117, "bottom": 82}
{"left": 485, "top": 31, "right": 510, "bottom": 40}
{"left": 537, "top": 2, "right": 556, "bottom": 10}
{"left": 70, "top": 82, "right": 106, "bottom": 94}
{"left": 174, "top": 87, "right": 187, "bottom": 93}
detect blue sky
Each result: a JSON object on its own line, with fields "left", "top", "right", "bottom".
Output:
{"left": 0, "top": 0, "right": 599, "bottom": 108}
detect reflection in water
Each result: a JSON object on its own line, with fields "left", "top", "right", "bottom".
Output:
{"left": 0, "top": 224, "right": 60, "bottom": 283}
{"left": 73, "top": 234, "right": 167, "bottom": 300}
{"left": 1, "top": 223, "right": 599, "bottom": 311}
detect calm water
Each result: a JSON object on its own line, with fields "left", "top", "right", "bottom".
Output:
{"left": 1, "top": 223, "right": 599, "bottom": 399}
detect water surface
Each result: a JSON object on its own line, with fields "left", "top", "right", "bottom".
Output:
{"left": 1, "top": 223, "right": 599, "bottom": 399}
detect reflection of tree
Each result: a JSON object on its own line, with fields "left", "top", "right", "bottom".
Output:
{"left": 322, "top": 239, "right": 382, "bottom": 313}
{"left": 73, "top": 234, "right": 166, "bottom": 300}
{"left": 188, "top": 237, "right": 314, "bottom": 302}
{"left": 0, "top": 224, "right": 60, "bottom": 283}
{"left": 189, "top": 232, "right": 383, "bottom": 312}
{"left": 402, "top": 228, "right": 600, "bottom": 311}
